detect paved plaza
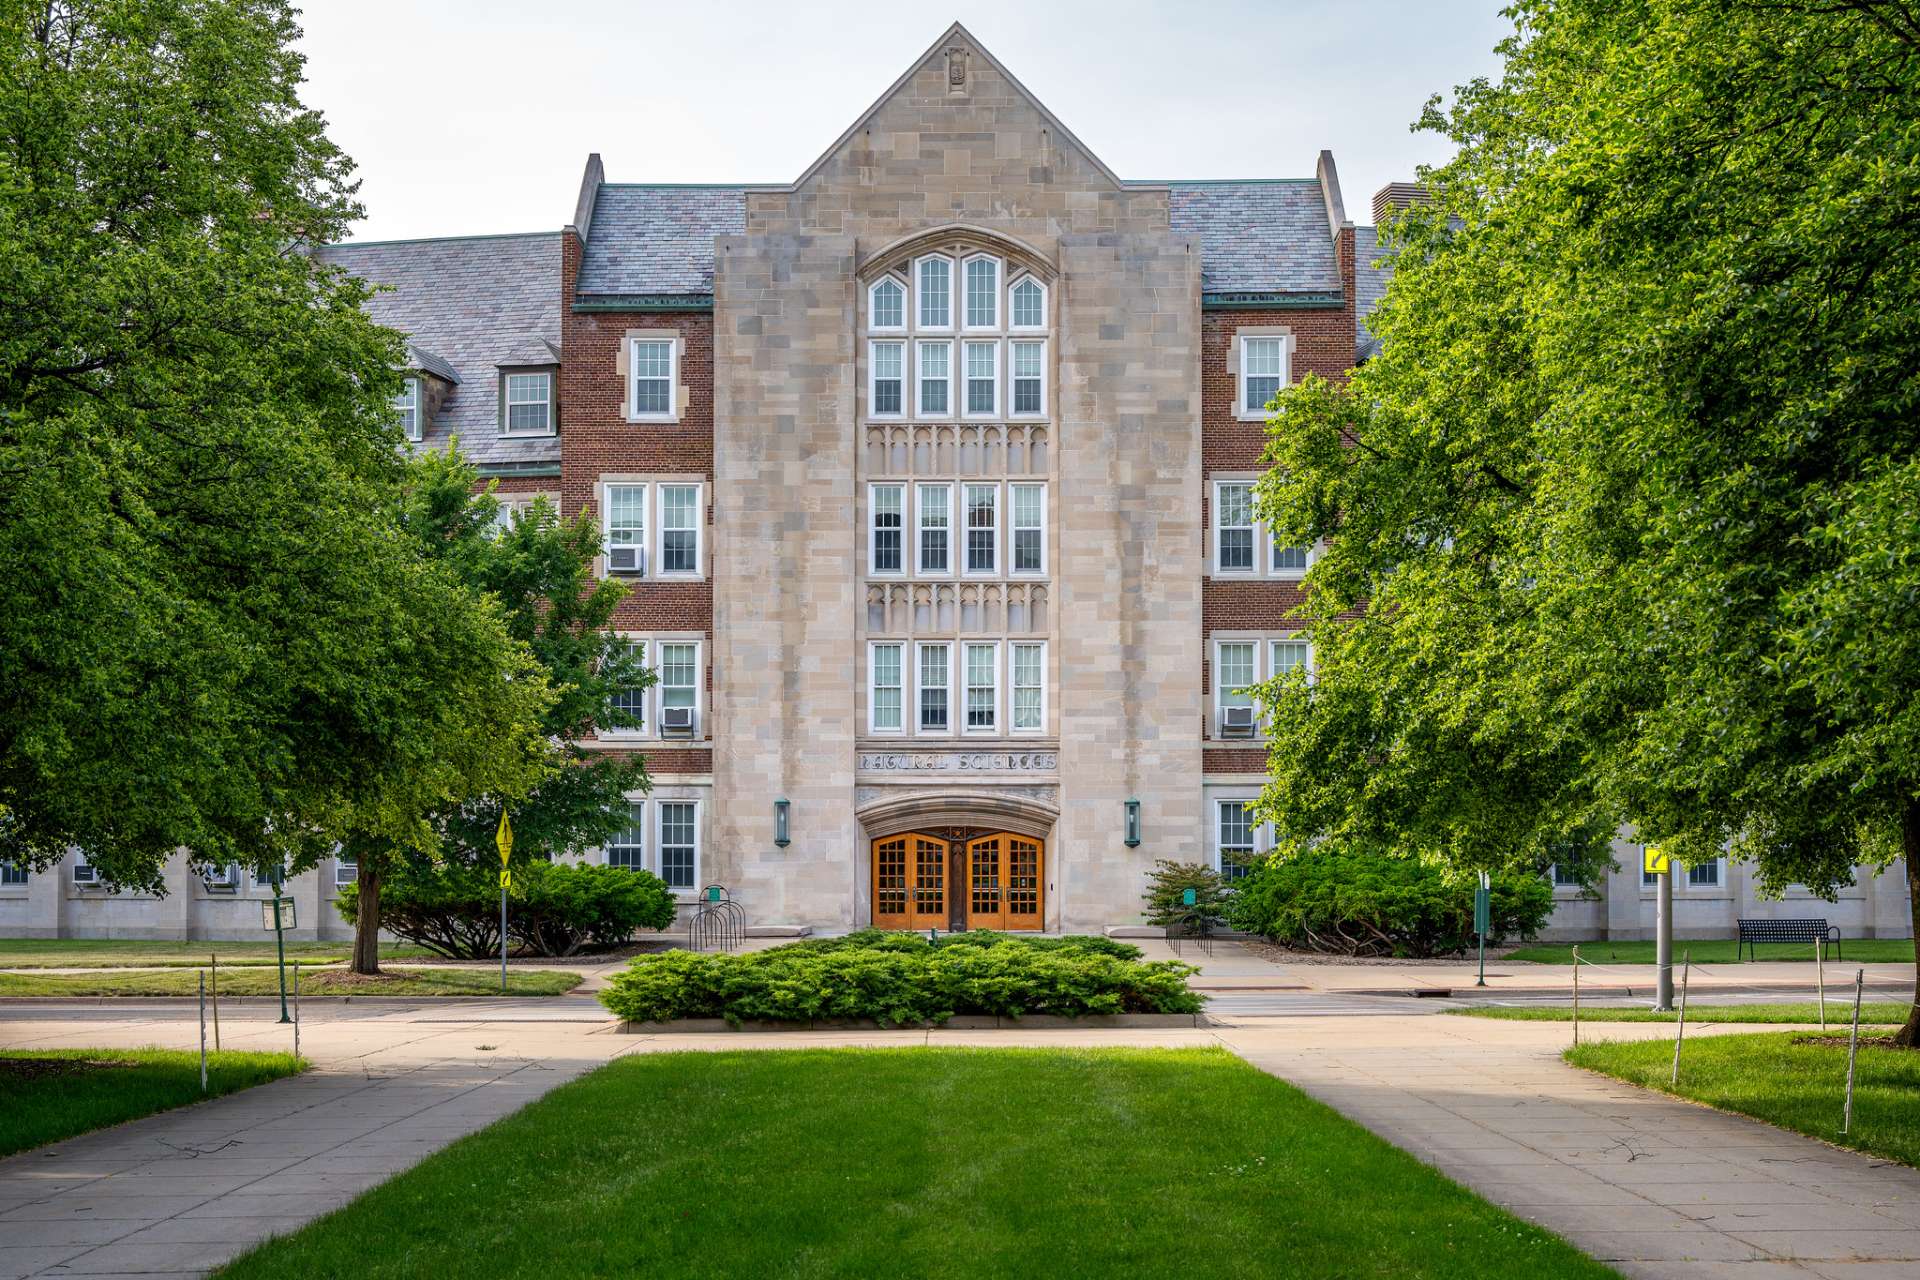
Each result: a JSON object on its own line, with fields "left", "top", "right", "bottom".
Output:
{"left": 2, "top": 944, "right": 1917, "bottom": 1279}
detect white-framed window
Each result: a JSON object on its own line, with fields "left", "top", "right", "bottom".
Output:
{"left": 0, "top": 862, "right": 27, "bottom": 886}
{"left": 963, "top": 341, "right": 998, "bottom": 417}
{"left": 254, "top": 863, "right": 282, "bottom": 889}
{"left": 964, "top": 641, "right": 998, "bottom": 733}
{"left": 964, "top": 484, "right": 998, "bottom": 575}
{"left": 334, "top": 853, "right": 357, "bottom": 888}
{"left": 870, "top": 483, "right": 905, "bottom": 575}
{"left": 963, "top": 256, "right": 1000, "bottom": 329}
{"left": 1239, "top": 334, "right": 1289, "bottom": 419}
{"left": 1214, "top": 481, "right": 1256, "bottom": 573}
{"left": 916, "top": 256, "right": 953, "bottom": 330}
{"left": 870, "top": 340, "right": 905, "bottom": 417}
{"left": 1010, "top": 483, "right": 1046, "bottom": 576}
{"left": 1010, "top": 340, "right": 1046, "bottom": 417}
{"left": 1270, "top": 636, "right": 1311, "bottom": 684}
{"left": 603, "top": 483, "right": 647, "bottom": 575}
{"left": 658, "top": 484, "right": 702, "bottom": 576}
{"left": 657, "top": 641, "right": 700, "bottom": 735}
{"left": 869, "top": 276, "right": 906, "bottom": 331}
{"left": 1272, "top": 538, "right": 1310, "bottom": 576}
{"left": 394, "top": 377, "right": 421, "bottom": 441}
{"left": 916, "top": 641, "right": 952, "bottom": 734}
{"left": 1011, "top": 641, "right": 1045, "bottom": 733}
{"left": 607, "top": 802, "right": 646, "bottom": 870}
{"left": 202, "top": 863, "right": 239, "bottom": 891}
{"left": 656, "top": 800, "right": 699, "bottom": 891}
{"left": 1010, "top": 276, "right": 1046, "bottom": 330}
{"left": 1687, "top": 859, "right": 1722, "bottom": 889}
{"left": 1215, "top": 641, "right": 1257, "bottom": 715}
{"left": 504, "top": 371, "right": 554, "bottom": 435}
{"left": 605, "top": 637, "right": 647, "bottom": 735}
{"left": 1217, "top": 801, "right": 1258, "bottom": 882}
{"left": 628, "top": 337, "right": 677, "bottom": 421}
{"left": 1642, "top": 862, "right": 1661, "bottom": 888}
{"left": 1550, "top": 861, "right": 1584, "bottom": 888}
{"left": 916, "top": 340, "right": 951, "bottom": 417}
{"left": 869, "top": 641, "right": 905, "bottom": 733}
{"left": 917, "top": 483, "right": 951, "bottom": 575}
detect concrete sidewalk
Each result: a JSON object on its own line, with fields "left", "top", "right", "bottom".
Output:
{"left": 1220, "top": 1015, "right": 1920, "bottom": 1278}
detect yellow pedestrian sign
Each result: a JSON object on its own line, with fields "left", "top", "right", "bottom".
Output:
{"left": 496, "top": 811, "right": 513, "bottom": 866}
{"left": 1643, "top": 844, "right": 1670, "bottom": 875}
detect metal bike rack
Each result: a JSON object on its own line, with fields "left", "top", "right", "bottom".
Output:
{"left": 689, "top": 885, "right": 744, "bottom": 952}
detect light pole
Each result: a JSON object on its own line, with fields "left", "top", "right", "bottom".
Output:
{"left": 270, "top": 864, "right": 291, "bottom": 1024}
{"left": 1651, "top": 844, "right": 1674, "bottom": 1012}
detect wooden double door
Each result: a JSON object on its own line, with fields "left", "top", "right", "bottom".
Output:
{"left": 872, "top": 830, "right": 1043, "bottom": 931}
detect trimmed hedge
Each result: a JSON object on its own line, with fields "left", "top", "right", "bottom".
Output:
{"left": 598, "top": 934, "right": 1200, "bottom": 1025}
{"left": 338, "top": 860, "right": 676, "bottom": 959}
{"left": 1225, "top": 851, "right": 1553, "bottom": 958}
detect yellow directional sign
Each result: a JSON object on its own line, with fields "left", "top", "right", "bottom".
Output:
{"left": 1643, "top": 844, "right": 1670, "bottom": 875}
{"left": 499, "top": 869, "right": 511, "bottom": 890}
{"left": 496, "top": 811, "right": 513, "bottom": 866}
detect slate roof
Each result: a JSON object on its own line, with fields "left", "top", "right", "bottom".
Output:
{"left": 577, "top": 186, "right": 746, "bottom": 298}
{"left": 575, "top": 180, "right": 1344, "bottom": 303}
{"left": 1166, "top": 181, "right": 1342, "bottom": 296}
{"left": 1354, "top": 224, "right": 1393, "bottom": 358}
{"left": 315, "top": 232, "right": 562, "bottom": 469}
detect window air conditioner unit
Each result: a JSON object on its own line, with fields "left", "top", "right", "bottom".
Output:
{"left": 607, "top": 545, "right": 645, "bottom": 576}
{"left": 661, "top": 706, "right": 696, "bottom": 736}
{"left": 1220, "top": 705, "right": 1257, "bottom": 735}
{"left": 72, "top": 862, "right": 99, "bottom": 886}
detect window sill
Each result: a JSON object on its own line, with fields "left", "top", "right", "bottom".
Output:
{"left": 500, "top": 429, "right": 558, "bottom": 440}
{"left": 625, "top": 414, "right": 681, "bottom": 426}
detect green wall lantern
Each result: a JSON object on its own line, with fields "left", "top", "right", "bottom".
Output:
{"left": 1123, "top": 797, "right": 1142, "bottom": 848}
{"left": 774, "top": 797, "right": 791, "bottom": 848}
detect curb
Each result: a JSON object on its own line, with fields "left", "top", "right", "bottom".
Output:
{"left": 0, "top": 994, "right": 592, "bottom": 1006}
{"left": 618, "top": 1012, "right": 1209, "bottom": 1034}
{"left": 1330, "top": 982, "right": 1916, "bottom": 1001}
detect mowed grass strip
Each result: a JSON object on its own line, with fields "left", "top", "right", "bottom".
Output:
{"left": 1568, "top": 1033, "right": 1920, "bottom": 1168}
{"left": 0, "top": 939, "right": 428, "bottom": 969}
{"left": 1456, "top": 1002, "right": 1911, "bottom": 1024}
{"left": 0, "top": 1049, "right": 305, "bottom": 1157}
{"left": 0, "top": 967, "right": 581, "bottom": 997}
{"left": 214, "top": 1047, "right": 1620, "bottom": 1280}
{"left": 1505, "top": 938, "right": 1913, "bottom": 964}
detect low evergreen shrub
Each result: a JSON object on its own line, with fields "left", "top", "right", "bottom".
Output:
{"left": 598, "top": 935, "right": 1199, "bottom": 1025}
{"left": 338, "top": 860, "right": 676, "bottom": 959}
{"left": 1225, "top": 851, "right": 1552, "bottom": 957}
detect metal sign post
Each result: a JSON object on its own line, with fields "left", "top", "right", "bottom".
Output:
{"left": 266, "top": 865, "right": 292, "bottom": 1024}
{"left": 1646, "top": 844, "right": 1674, "bottom": 1011}
{"left": 1474, "top": 870, "right": 1491, "bottom": 987}
{"left": 496, "top": 811, "right": 513, "bottom": 995}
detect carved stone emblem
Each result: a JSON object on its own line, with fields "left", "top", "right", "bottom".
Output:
{"left": 946, "top": 46, "right": 968, "bottom": 93}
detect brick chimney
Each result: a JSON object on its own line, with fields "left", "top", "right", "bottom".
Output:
{"left": 1371, "top": 182, "right": 1432, "bottom": 225}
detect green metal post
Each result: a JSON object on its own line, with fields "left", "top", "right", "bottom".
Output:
{"left": 272, "top": 866, "right": 291, "bottom": 1024}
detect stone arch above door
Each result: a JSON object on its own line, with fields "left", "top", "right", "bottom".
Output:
{"left": 854, "top": 787, "right": 1058, "bottom": 842}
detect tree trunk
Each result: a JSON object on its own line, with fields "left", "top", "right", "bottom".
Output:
{"left": 351, "top": 860, "right": 382, "bottom": 976}
{"left": 1893, "top": 797, "right": 1920, "bottom": 1049}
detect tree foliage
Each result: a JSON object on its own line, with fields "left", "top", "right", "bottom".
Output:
{"left": 0, "top": 1, "right": 553, "bottom": 889}
{"left": 1253, "top": 0, "right": 1920, "bottom": 1038}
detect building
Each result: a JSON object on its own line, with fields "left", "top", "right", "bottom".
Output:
{"left": 2, "top": 24, "right": 1907, "bottom": 943}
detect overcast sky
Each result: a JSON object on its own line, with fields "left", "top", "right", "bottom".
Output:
{"left": 295, "top": 1, "right": 1514, "bottom": 244}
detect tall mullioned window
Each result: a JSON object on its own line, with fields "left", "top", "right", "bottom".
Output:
{"left": 607, "top": 803, "right": 645, "bottom": 870}
{"left": 918, "top": 257, "right": 952, "bottom": 329}
{"left": 871, "top": 341, "right": 903, "bottom": 415}
{"left": 1215, "top": 483, "right": 1255, "bottom": 571}
{"left": 658, "top": 802, "right": 697, "bottom": 890}
{"left": 871, "top": 484, "right": 904, "bottom": 573}
{"left": 965, "top": 642, "right": 997, "bottom": 731}
{"left": 965, "top": 484, "right": 997, "bottom": 574}
{"left": 871, "top": 643, "right": 903, "bottom": 732}
{"left": 918, "top": 643, "right": 951, "bottom": 732}
{"left": 1218, "top": 802, "right": 1257, "bottom": 881}
{"left": 918, "top": 483, "right": 950, "bottom": 574}
{"left": 964, "top": 257, "right": 999, "bottom": 328}
{"left": 1241, "top": 336, "right": 1286, "bottom": 415}
{"left": 629, "top": 339, "right": 675, "bottom": 419}
{"left": 1011, "top": 483, "right": 1044, "bottom": 574}
{"left": 1012, "top": 642, "right": 1044, "bottom": 731}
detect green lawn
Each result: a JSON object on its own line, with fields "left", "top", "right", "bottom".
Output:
{"left": 0, "top": 1048, "right": 305, "bottom": 1157}
{"left": 0, "top": 967, "right": 580, "bottom": 997}
{"left": 1456, "top": 1002, "right": 1911, "bottom": 1024}
{"left": 1506, "top": 938, "right": 1914, "bottom": 965}
{"left": 213, "top": 1048, "right": 1619, "bottom": 1280}
{"left": 0, "top": 938, "right": 428, "bottom": 969}
{"left": 1568, "top": 1033, "right": 1920, "bottom": 1168}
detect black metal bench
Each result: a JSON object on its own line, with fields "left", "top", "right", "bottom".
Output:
{"left": 1737, "top": 917, "right": 1841, "bottom": 961}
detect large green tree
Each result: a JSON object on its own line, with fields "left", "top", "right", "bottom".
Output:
{"left": 0, "top": 3, "right": 553, "bottom": 890}
{"left": 1253, "top": 0, "right": 1920, "bottom": 1041}
{"left": 341, "top": 449, "right": 651, "bottom": 974}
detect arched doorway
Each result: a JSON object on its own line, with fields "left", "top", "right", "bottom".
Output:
{"left": 871, "top": 828, "right": 1044, "bottom": 931}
